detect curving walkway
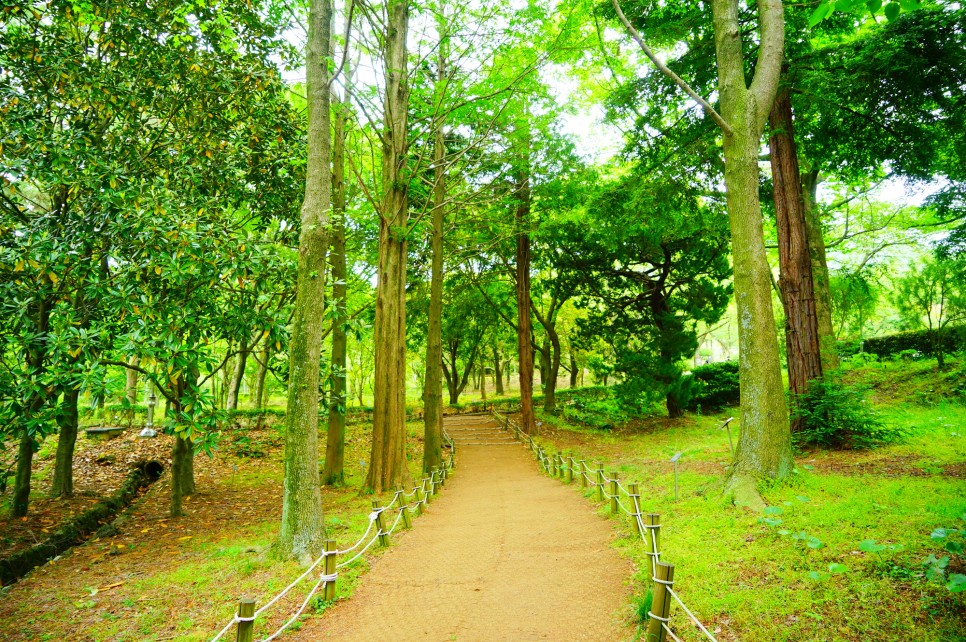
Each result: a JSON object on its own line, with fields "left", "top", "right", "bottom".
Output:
{"left": 293, "top": 415, "right": 634, "bottom": 641}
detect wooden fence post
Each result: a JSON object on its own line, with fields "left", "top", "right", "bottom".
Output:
{"left": 565, "top": 456, "right": 573, "bottom": 484}
{"left": 323, "top": 539, "right": 337, "bottom": 601}
{"left": 645, "top": 561, "right": 675, "bottom": 642}
{"left": 432, "top": 468, "right": 441, "bottom": 495}
{"left": 414, "top": 486, "right": 424, "bottom": 515}
{"left": 236, "top": 598, "right": 255, "bottom": 642}
{"left": 609, "top": 472, "right": 619, "bottom": 514}
{"left": 396, "top": 489, "right": 412, "bottom": 529}
{"left": 373, "top": 500, "right": 390, "bottom": 547}
{"left": 628, "top": 483, "right": 642, "bottom": 536}
{"left": 579, "top": 460, "right": 587, "bottom": 488}
{"left": 645, "top": 513, "right": 661, "bottom": 579}
{"left": 423, "top": 477, "right": 432, "bottom": 504}
{"left": 596, "top": 464, "right": 605, "bottom": 501}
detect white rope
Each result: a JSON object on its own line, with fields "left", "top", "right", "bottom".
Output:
{"left": 615, "top": 497, "right": 632, "bottom": 515}
{"left": 254, "top": 549, "right": 330, "bottom": 616}
{"left": 386, "top": 508, "right": 405, "bottom": 535}
{"left": 662, "top": 622, "right": 684, "bottom": 642}
{"left": 667, "top": 587, "right": 719, "bottom": 642}
{"left": 336, "top": 513, "right": 378, "bottom": 556}
{"left": 257, "top": 574, "right": 326, "bottom": 642}
{"left": 336, "top": 530, "right": 380, "bottom": 569}
{"left": 209, "top": 616, "right": 237, "bottom": 642}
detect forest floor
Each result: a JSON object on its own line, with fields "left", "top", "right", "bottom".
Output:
{"left": 1, "top": 358, "right": 964, "bottom": 641}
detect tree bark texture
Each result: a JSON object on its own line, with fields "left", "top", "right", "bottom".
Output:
{"left": 254, "top": 341, "right": 270, "bottom": 411}
{"left": 569, "top": 348, "right": 578, "bottom": 388}
{"left": 712, "top": 0, "right": 793, "bottom": 494}
{"left": 494, "top": 347, "right": 504, "bottom": 395}
{"left": 422, "top": 113, "right": 446, "bottom": 474}
{"left": 226, "top": 343, "right": 248, "bottom": 411}
{"left": 801, "top": 168, "right": 840, "bottom": 372}
{"left": 12, "top": 297, "right": 51, "bottom": 517}
{"left": 534, "top": 306, "right": 562, "bottom": 413}
{"left": 514, "top": 129, "right": 536, "bottom": 434}
{"left": 125, "top": 356, "right": 139, "bottom": 405}
{"left": 276, "top": 0, "right": 331, "bottom": 560}
{"left": 50, "top": 387, "right": 80, "bottom": 498}
{"left": 324, "top": 86, "right": 349, "bottom": 487}
{"left": 367, "top": 0, "right": 411, "bottom": 493}
{"left": 769, "top": 87, "right": 823, "bottom": 431}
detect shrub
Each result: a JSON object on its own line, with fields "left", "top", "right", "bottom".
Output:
{"left": 862, "top": 326, "right": 966, "bottom": 358}
{"left": 792, "top": 375, "right": 905, "bottom": 449}
{"left": 685, "top": 361, "right": 740, "bottom": 413}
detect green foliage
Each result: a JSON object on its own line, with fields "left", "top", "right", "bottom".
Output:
{"left": 792, "top": 376, "right": 905, "bottom": 449}
{"left": 685, "top": 361, "right": 740, "bottom": 413}
{"left": 862, "top": 327, "right": 966, "bottom": 359}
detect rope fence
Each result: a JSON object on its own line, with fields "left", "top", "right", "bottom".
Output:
{"left": 491, "top": 410, "right": 718, "bottom": 642}
{"left": 209, "top": 430, "right": 457, "bottom": 642}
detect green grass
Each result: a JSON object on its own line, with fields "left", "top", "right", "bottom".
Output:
{"left": 530, "top": 371, "right": 966, "bottom": 641}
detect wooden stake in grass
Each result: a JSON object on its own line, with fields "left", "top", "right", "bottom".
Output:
{"left": 579, "top": 460, "right": 587, "bottom": 488}
{"left": 628, "top": 483, "right": 642, "bottom": 537}
{"left": 323, "top": 539, "right": 336, "bottom": 601}
{"left": 597, "top": 464, "right": 605, "bottom": 501}
{"left": 609, "top": 472, "right": 619, "bottom": 514}
{"left": 373, "top": 500, "right": 390, "bottom": 547}
{"left": 645, "top": 561, "right": 675, "bottom": 642}
{"left": 236, "top": 597, "right": 255, "bottom": 642}
{"left": 645, "top": 513, "right": 661, "bottom": 579}
{"left": 565, "top": 456, "right": 573, "bottom": 484}
{"left": 414, "top": 486, "right": 424, "bottom": 515}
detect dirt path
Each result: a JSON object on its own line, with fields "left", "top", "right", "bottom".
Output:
{"left": 295, "top": 415, "right": 635, "bottom": 642}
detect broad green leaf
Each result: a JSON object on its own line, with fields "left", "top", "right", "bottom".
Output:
{"left": 860, "top": 539, "right": 886, "bottom": 553}
{"left": 884, "top": 2, "right": 901, "bottom": 21}
{"left": 764, "top": 506, "right": 784, "bottom": 515}
{"left": 828, "top": 563, "right": 848, "bottom": 573}
{"left": 808, "top": 2, "right": 834, "bottom": 27}
{"left": 947, "top": 574, "right": 966, "bottom": 593}
{"left": 866, "top": 0, "right": 882, "bottom": 12}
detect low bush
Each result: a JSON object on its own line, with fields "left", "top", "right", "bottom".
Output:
{"left": 792, "top": 375, "right": 906, "bottom": 449}
{"left": 685, "top": 361, "right": 740, "bottom": 413}
{"left": 862, "top": 326, "right": 966, "bottom": 358}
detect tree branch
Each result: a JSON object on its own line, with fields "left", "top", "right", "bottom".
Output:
{"left": 611, "top": 0, "right": 734, "bottom": 137}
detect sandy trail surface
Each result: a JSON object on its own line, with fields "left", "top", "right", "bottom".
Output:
{"left": 294, "top": 415, "right": 635, "bottom": 642}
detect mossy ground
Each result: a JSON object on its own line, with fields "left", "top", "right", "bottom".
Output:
{"left": 527, "top": 357, "right": 966, "bottom": 641}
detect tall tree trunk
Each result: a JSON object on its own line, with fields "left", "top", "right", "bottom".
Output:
{"left": 479, "top": 361, "right": 487, "bottom": 402}
{"left": 12, "top": 297, "right": 52, "bottom": 517}
{"left": 769, "top": 86, "right": 823, "bottom": 431}
{"left": 169, "top": 372, "right": 197, "bottom": 517}
{"left": 254, "top": 341, "right": 270, "bottom": 411}
{"left": 569, "top": 348, "right": 578, "bottom": 388}
{"left": 50, "top": 387, "right": 79, "bottom": 498}
{"left": 494, "top": 347, "right": 504, "bottom": 395}
{"left": 276, "top": 0, "right": 331, "bottom": 560}
{"left": 423, "top": 34, "right": 446, "bottom": 472}
{"left": 13, "top": 429, "right": 35, "bottom": 517}
{"left": 226, "top": 343, "right": 248, "bottom": 411}
{"left": 125, "top": 356, "right": 140, "bottom": 405}
{"left": 324, "top": 79, "right": 350, "bottom": 487}
{"left": 368, "top": 0, "right": 411, "bottom": 493}
{"left": 514, "top": 124, "right": 535, "bottom": 434}
{"left": 801, "top": 168, "right": 839, "bottom": 372}
{"left": 712, "top": 0, "right": 792, "bottom": 502}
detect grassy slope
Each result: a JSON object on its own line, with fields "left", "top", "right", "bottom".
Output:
{"left": 530, "top": 359, "right": 966, "bottom": 641}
